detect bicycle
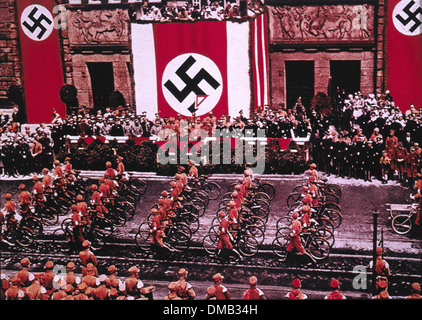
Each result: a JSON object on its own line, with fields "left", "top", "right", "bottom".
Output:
{"left": 275, "top": 215, "right": 335, "bottom": 247}
{"left": 190, "top": 176, "right": 221, "bottom": 200}
{"left": 391, "top": 209, "right": 418, "bottom": 235}
{"left": 209, "top": 214, "right": 265, "bottom": 245}
{"left": 287, "top": 201, "right": 342, "bottom": 229}
{"left": 203, "top": 222, "right": 260, "bottom": 260}
{"left": 1, "top": 218, "right": 36, "bottom": 248}
{"left": 135, "top": 219, "right": 192, "bottom": 253}
{"left": 272, "top": 226, "right": 331, "bottom": 262}
{"left": 55, "top": 212, "right": 114, "bottom": 251}
{"left": 286, "top": 190, "right": 340, "bottom": 207}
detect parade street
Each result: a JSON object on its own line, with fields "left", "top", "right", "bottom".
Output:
{"left": 1, "top": 172, "right": 421, "bottom": 299}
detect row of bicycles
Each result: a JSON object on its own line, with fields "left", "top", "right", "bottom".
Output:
{"left": 1, "top": 172, "right": 91, "bottom": 248}
{"left": 53, "top": 173, "right": 147, "bottom": 251}
{"left": 272, "top": 178, "right": 343, "bottom": 262}
{"left": 134, "top": 176, "right": 221, "bottom": 253}
{"left": 202, "top": 177, "right": 276, "bottom": 260}
{"left": 2, "top": 171, "right": 147, "bottom": 250}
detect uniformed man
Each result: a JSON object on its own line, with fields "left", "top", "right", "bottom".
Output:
{"left": 324, "top": 278, "right": 346, "bottom": 300}
{"left": 406, "top": 282, "right": 422, "bottom": 299}
{"left": 18, "top": 184, "right": 32, "bottom": 218}
{"left": 206, "top": 273, "right": 231, "bottom": 300}
{"left": 285, "top": 278, "right": 308, "bottom": 300}
{"left": 175, "top": 268, "right": 195, "bottom": 300}
{"left": 71, "top": 204, "right": 85, "bottom": 250}
{"left": 124, "top": 266, "right": 155, "bottom": 300}
{"left": 15, "top": 258, "right": 32, "bottom": 288}
{"left": 79, "top": 240, "right": 98, "bottom": 277}
{"left": 242, "top": 276, "right": 266, "bottom": 300}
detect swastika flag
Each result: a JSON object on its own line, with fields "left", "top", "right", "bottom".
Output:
{"left": 131, "top": 15, "right": 270, "bottom": 120}
{"left": 388, "top": 0, "right": 422, "bottom": 112}
{"left": 17, "top": 0, "right": 65, "bottom": 123}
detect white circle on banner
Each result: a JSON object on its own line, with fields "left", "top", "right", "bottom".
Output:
{"left": 392, "top": 0, "right": 422, "bottom": 36}
{"left": 162, "top": 53, "right": 223, "bottom": 117}
{"left": 21, "top": 4, "right": 54, "bottom": 41}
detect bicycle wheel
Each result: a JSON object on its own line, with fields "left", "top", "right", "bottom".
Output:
{"left": 52, "top": 228, "right": 72, "bottom": 251}
{"left": 321, "top": 209, "right": 342, "bottom": 229}
{"left": 203, "top": 234, "right": 218, "bottom": 255}
{"left": 245, "top": 207, "right": 267, "bottom": 223}
{"left": 172, "top": 222, "right": 192, "bottom": 241}
{"left": 326, "top": 184, "right": 342, "bottom": 198}
{"left": 322, "top": 202, "right": 341, "bottom": 213}
{"left": 392, "top": 214, "right": 412, "bottom": 235}
{"left": 203, "top": 181, "right": 221, "bottom": 200}
{"left": 38, "top": 207, "right": 59, "bottom": 226}
{"left": 317, "top": 217, "right": 335, "bottom": 233}
{"left": 118, "top": 201, "right": 136, "bottom": 220}
{"left": 21, "top": 216, "right": 43, "bottom": 237}
{"left": 258, "top": 182, "right": 275, "bottom": 201}
{"left": 107, "top": 208, "right": 127, "bottom": 227}
{"left": 208, "top": 224, "right": 220, "bottom": 242}
{"left": 137, "top": 221, "right": 152, "bottom": 239}
{"left": 253, "top": 199, "right": 270, "bottom": 215}
{"left": 192, "top": 190, "right": 209, "bottom": 208}
{"left": 135, "top": 179, "right": 147, "bottom": 196}
{"left": 61, "top": 218, "right": 73, "bottom": 233}
{"left": 254, "top": 191, "right": 271, "bottom": 203}
{"left": 247, "top": 215, "right": 266, "bottom": 233}
{"left": 276, "top": 216, "right": 293, "bottom": 231}
{"left": 287, "top": 192, "right": 302, "bottom": 207}
{"left": 126, "top": 184, "right": 142, "bottom": 202}
{"left": 93, "top": 219, "right": 115, "bottom": 239}
{"left": 180, "top": 213, "right": 199, "bottom": 234}
{"left": 322, "top": 192, "right": 340, "bottom": 204}
{"left": 272, "top": 234, "right": 289, "bottom": 260}
{"left": 135, "top": 230, "right": 151, "bottom": 251}
{"left": 315, "top": 228, "right": 335, "bottom": 247}
{"left": 291, "top": 184, "right": 304, "bottom": 194}
{"left": 307, "top": 236, "right": 331, "bottom": 261}
{"left": 167, "top": 229, "right": 191, "bottom": 251}
{"left": 191, "top": 197, "right": 206, "bottom": 217}
{"left": 237, "top": 234, "right": 259, "bottom": 257}
{"left": 15, "top": 226, "right": 35, "bottom": 247}
{"left": 244, "top": 225, "right": 264, "bottom": 245}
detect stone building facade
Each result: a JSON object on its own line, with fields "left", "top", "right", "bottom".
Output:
{"left": 0, "top": 0, "right": 389, "bottom": 116}
{"left": 0, "top": 0, "right": 22, "bottom": 100}
{"left": 266, "top": 0, "right": 387, "bottom": 109}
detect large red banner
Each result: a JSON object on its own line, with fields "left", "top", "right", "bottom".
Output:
{"left": 132, "top": 17, "right": 261, "bottom": 120}
{"left": 387, "top": 0, "right": 422, "bottom": 112}
{"left": 153, "top": 21, "right": 229, "bottom": 120}
{"left": 17, "top": 0, "right": 65, "bottom": 124}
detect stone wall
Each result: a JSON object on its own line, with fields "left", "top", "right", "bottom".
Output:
{"left": 62, "top": 6, "right": 133, "bottom": 109}
{"left": 270, "top": 50, "right": 375, "bottom": 108}
{"left": 267, "top": 1, "right": 387, "bottom": 109}
{"left": 0, "top": 0, "right": 22, "bottom": 100}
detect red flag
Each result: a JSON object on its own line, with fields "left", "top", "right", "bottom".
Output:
{"left": 154, "top": 21, "right": 228, "bottom": 119}
{"left": 387, "top": 0, "right": 422, "bottom": 112}
{"left": 132, "top": 19, "right": 253, "bottom": 119}
{"left": 17, "top": 0, "right": 65, "bottom": 123}
{"left": 252, "top": 13, "right": 270, "bottom": 110}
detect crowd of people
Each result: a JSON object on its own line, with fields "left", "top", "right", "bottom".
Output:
{"left": 0, "top": 88, "right": 421, "bottom": 186}
{"left": 1, "top": 248, "right": 421, "bottom": 300}
{"left": 311, "top": 90, "right": 422, "bottom": 186}
{"left": 129, "top": 0, "right": 264, "bottom": 22}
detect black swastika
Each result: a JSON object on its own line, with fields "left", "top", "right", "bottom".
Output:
{"left": 22, "top": 6, "right": 53, "bottom": 40}
{"left": 395, "top": 0, "right": 422, "bottom": 33}
{"left": 164, "top": 55, "right": 221, "bottom": 113}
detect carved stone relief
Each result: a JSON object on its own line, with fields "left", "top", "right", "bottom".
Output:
{"left": 67, "top": 8, "right": 130, "bottom": 45}
{"left": 269, "top": 5, "right": 375, "bottom": 43}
